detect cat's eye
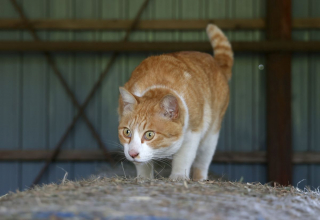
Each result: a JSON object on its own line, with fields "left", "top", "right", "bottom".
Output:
{"left": 144, "top": 131, "right": 155, "bottom": 140}
{"left": 123, "top": 128, "right": 132, "bottom": 138}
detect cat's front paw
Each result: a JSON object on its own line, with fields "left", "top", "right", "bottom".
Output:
{"left": 169, "top": 173, "right": 189, "bottom": 181}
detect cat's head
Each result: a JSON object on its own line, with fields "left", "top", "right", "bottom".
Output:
{"left": 118, "top": 87, "right": 185, "bottom": 163}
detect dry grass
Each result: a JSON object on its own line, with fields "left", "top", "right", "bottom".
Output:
{"left": 0, "top": 174, "right": 320, "bottom": 220}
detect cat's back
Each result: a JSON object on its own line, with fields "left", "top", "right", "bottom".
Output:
{"left": 125, "top": 51, "right": 223, "bottom": 95}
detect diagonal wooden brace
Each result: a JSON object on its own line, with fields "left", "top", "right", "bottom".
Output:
{"left": 9, "top": 0, "right": 150, "bottom": 186}
{"left": 9, "top": 0, "right": 114, "bottom": 159}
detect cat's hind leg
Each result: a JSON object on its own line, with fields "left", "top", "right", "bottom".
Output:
{"left": 192, "top": 130, "right": 220, "bottom": 181}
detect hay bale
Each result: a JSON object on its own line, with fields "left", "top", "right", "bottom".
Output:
{"left": 0, "top": 177, "right": 319, "bottom": 220}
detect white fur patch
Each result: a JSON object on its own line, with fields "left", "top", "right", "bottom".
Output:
{"left": 123, "top": 130, "right": 140, "bottom": 162}
{"left": 184, "top": 71, "right": 191, "bottom": 79}
{"left": 132, "top": 85, "right": 142, "bottom": 97}
{"left": 130, "top": 130, "right": 141, "bottom": 152}
{"left": 123, "top": 143, "right": 132, "bottom": 162}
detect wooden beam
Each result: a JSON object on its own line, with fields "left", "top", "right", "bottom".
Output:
{"left": 293, "top": 152, "right": 320, "bottom": 164}
{"left": 266, "top": 0, "right": 292, "bottom": 185}
{"left": 213, "top": 152, "right": 266, "bottom": 163}
{"left": 0, "top": 19, "right": 264, "bottom": 30}
{"left": 0, "top": 18, "right": 319, "bottom": 30}
{"left": 0, "top": 150, "right": 319, "bottom": 163}
{"left": 0, "top": 41, "right": 320, "bottom": 52}
{"left": 0, "top": 150, "right": 108, "bottom": 161}
{"left": 293, "top": 18, "right": 320, "bottom": 29}
{"left": 0, "top": 150, "right": 266, "bottom": 162}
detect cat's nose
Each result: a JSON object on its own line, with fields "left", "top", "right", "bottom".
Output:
{"left": 129, "top": 150, "right": 139, "bottom": 158}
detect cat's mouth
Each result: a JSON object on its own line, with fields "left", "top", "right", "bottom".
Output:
{"left": 133, "top": 158, "right": 150, "bottom": 163}
{"left": 125, "top": 155, "right": 145, "bottom": 163}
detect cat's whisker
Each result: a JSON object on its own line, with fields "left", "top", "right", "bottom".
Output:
{"left": 152, "top": 159, "right": 167, "bottom": 178}
{"left": 103, "top": 140, "right": 122, "bottom": 145}
{"left": 140, "top": 161, "right": 152, "bottom": 175}
{"left": 106, "top": 149, "right": 124, "bottom": 153}
{"left": 105, "top": 144, "right": 123, "bottom": 149}
{"left": 102, "top": 141, "right": 124, "bottom": 149}
{"left": 106, "top": 145, "right": 124, "bottom": 151}
{"left": 159, "top": 160, "right": 172, "bottom": 168}
{"left": 153, "top": 158, "right": 172, "bottom": 168}
{"left": 114, "top": 156, "right": 128, "bottom": 166}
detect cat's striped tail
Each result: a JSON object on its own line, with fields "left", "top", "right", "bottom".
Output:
{"left": 206, "top": 24, "right": 233, "bottom": 81}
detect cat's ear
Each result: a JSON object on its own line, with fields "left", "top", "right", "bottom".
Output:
{"left": 159, "top": 94, "right": 179, "bottom": 120}
{"left": 119, "top": 87, "right": 137, "bottom": 113}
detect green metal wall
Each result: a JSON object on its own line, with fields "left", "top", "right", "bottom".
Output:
{"left": 292, "top": 0, "right": 320, "bottom": 189}
{"left": 0, "top": 0, "right": 319, "bottom": 195}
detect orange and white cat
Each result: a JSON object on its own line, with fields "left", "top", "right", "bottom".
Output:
{"left": 118, "top": 24, "right": 233, "bottom": 181}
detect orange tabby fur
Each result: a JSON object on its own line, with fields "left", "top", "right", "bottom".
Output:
{"left": 118, "top": 24, "right": 233, "bottom": 181}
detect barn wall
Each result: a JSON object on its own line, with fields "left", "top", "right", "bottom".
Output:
{"left": 0, "top": 0, "right": 319, "bottom": 195}
{"left": 292, "top": 0, "right": 320, "bottom": 189}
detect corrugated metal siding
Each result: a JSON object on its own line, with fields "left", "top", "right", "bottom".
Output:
{"left": 209, "top": 0, "right": 267, "bottom": 183}
{"left": 1, "top": 0, "right": 318, "bottom": 194}
{"left": 0, "top": 0, "right": 22, "bottom": 196}
{"left": 292, "top": 0, "right": 320, "bottom": 189}
{"left": 47, "top": 0, "right": 75, "bottom": 184}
